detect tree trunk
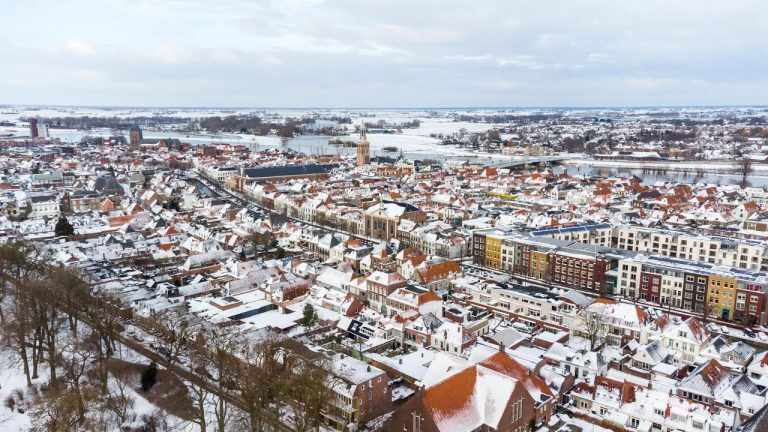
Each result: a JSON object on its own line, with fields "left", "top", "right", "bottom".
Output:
{"left": 19, "top": 336, "right": 32, "bottom": 387}
{"left": 31, "top": 328, "right": 42, "bottom": 379}
{"left": 215, "top": 396, "right": 228, "bottom": 432}
{"left": 73, "top": 381, "right": 86, "bottom": 420}
{"left": 68, "top": 315, "right": 77, "bottom": 334}
{"left": 47, "top": 329, "right": 57, "bottom": 385}
{"left": 195, "top": 385, "right": 207, "bottom": 432}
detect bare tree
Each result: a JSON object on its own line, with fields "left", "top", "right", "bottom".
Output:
{"left": 580, "top": 302, "right": 610, "bottom": 351}
{"left": 0, "top": 242, "right": 50, "bottom": 386}
{"left": 193, "top": 326, "right": 239, "bottom": 432}
{"left": 740, "top": 157, "right": 754, "bottom": 188}
{"left": 187, "top": 379, "right": 209, "bottom": 432}
{"left": 234, "top": 337, "right": 287, "bottom": 432}
{"left": 282, "top": 354, "right": 336, "bottom": 432}
{"left": 28, "top": 387, "right": 83, "bottom": 432}
{"left": 146, "top": 309, "right": 196, "bottom": 369}
{"left": 102, "top": 366, "right": 135, "bottom": 426}
{"left": 60, "top": 331, "right": 99, "bottom": 420}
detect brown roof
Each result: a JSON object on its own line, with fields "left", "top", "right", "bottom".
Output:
{"left": 478, "top": 351, "right": 554, "bottom": 399}
{"left": 423, "top": 367, "right": 477, "bottom": 421}
{"left": 417, "top": 260, "right": 462, "bottom": 284}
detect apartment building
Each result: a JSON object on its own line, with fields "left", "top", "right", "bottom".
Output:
{"left": 472, "top": 228, "right": 630, "bottom": 295}
{"left": 614, "top": 226, "right": 768, "bottom": 271}
{"left": 617, "top": 254, "right": 768, "bottom": 325}
{"left": 530, "top": 223, "right": 613, "bottom": 247}
{"left": 465, "top": 281, "right": 581, "bottom": 332}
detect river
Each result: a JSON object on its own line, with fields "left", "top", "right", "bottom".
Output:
{"left": 46, "top": 128, "right": 768, "bottom": 188}
{"left": 559, "top": 164, "right": 768, "bottom": 188}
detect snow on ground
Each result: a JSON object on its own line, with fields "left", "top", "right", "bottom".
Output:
{"left": 0, "top": 339, "right": 197, "bottom": 431}
{"left": 0, "top": 351, "right": 36, "bottom": 431}
{"left": 412, "top": 120, "right": 501, "bottom": 136}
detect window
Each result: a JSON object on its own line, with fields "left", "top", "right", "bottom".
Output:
{"left": 511, "top": 398, "right": 523, "bottom": 422}
{"left": 412, "top": 412, "right": 424, "bottom": 432}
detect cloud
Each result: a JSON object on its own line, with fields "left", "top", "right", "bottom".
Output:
{"left": 261, "top": 54, "right": 283, "bottom": 66}
{"left": 66, "top": 39, "right": 95, "bottom": 56}
{"left": 0, "top": 0, "right": 766, "bottom": 106}
{"left": 444, "top": 54, "right": 576, "bottom": 71}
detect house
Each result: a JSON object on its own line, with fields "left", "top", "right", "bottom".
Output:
{"left": 412, "top": 259, "right": 463, "bottom": 293}
{"left": 28, "top": 193, "right": 60, "bottom": 218}
{"left": 631, "top": 340, "right": 669, "bottom": 372}
{"left": 385, "top": 286, "right": 442, "bottom": 318}
{"left": 366, "top": 271, "right": 407, "bottom": 312}
{"left": 660, "top": 317, "right": 712, "bottom": 365}
{"left": 364, "top": 200, "right": 426, "bottom": 241}
{"left": 390, "top": 348, "right": 556, "bottom": 431}
{"left": 323, "top": 353, "right": 392, "bottom": 430}
{"left": 677, "top": 359, "right": 734, "bottom": 405}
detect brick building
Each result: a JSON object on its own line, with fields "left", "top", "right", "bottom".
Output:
{"left": 390, "top": 348, "right": 556, "bottom": 431}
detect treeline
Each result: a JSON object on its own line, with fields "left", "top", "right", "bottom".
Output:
{"left": 198, "top": 115, "right": 313, "bottom": 137}
{"left": 0, "top": 241, "right": 336, "bottom": 432}
{"left": 455, "top": 113, "right": 562, "bottom": 124}
{"left": 362, "top": 119, "right": 420, "bottom": 129}
{"left": 636, "top": 128, "right": 698, "bottom": 143}
{"left": 32, "top": 116, "right": 190, "bottom": 130}
{"left": 0, "top": 241, "right": 130, "bottom": 430}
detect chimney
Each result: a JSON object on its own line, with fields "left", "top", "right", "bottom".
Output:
{"left": 499, "top": 342, "right": 505, "bottom": 353}
{"left": 399, "top": 358, "right": 403, "bottom": 365}
{"left": 367, "top": 365, "right": 371, "bottom": 372}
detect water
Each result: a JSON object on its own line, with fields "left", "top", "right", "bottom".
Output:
{"left": 248, "top": 135, "right": 487, "bottom": 163}
{"left": 561, "top": 164, "right": 768, "bottom": 188}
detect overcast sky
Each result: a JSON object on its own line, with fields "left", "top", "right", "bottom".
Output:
{"left": 1, "top": 0, "right": 767, "bottom": 107}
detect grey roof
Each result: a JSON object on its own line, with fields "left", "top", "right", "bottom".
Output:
{"left": 721, "top": 341, "right": 756, "bottom": 359}
{"left": 530, "top": 223, "right": 612, "bottom": 237}
{"left": 738, "top": 404, "right": 768, "bottom": 432}
{"left": 29, "top": 194, "right": 58, "bottom": 203}
{"left": 382, "top": 199, "right": 420, "bottom": 213}
{"left": 93, "top": 175, "right": 121, "bottom": 192}
{"left": 242, "top": 164, "right": 337, "bottom": 179}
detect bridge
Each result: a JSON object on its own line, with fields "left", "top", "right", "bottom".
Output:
{"left": 485, "top": 154, "right": 576, "bottom": 169}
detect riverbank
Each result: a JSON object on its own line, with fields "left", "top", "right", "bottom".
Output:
{"left": 565, "top": 158, "right": 768, "bottom": 173}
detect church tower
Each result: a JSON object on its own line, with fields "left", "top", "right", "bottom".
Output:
{"left": 356, "top": 126, "right": 370, "bottom": 166}
{"left": 129, "top": 125, "right": 143, "bottom": 151}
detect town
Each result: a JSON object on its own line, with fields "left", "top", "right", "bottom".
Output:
{"left": 0, "top": 106, "right": 766, "bottom": 431}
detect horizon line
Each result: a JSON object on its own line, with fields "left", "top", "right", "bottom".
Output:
{"left": 2, "top": 103, "right": 768, "bottom": 111}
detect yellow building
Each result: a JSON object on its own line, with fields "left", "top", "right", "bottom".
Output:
{"left": 485, "top": 236, "right": 503, "bottom": 269}
{"left": 708, "top": 275, "right": 737, "bottom": 320}
{"left": 530, "top": 250, "right": 549, "bottom": 280}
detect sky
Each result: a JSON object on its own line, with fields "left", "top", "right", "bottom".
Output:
{"left": 1, "top": 0, "right": 767, "bottom": 108}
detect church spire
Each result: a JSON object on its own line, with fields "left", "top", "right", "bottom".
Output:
{"left": 356, "top": 125, "right": 370, "bottom": 166}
